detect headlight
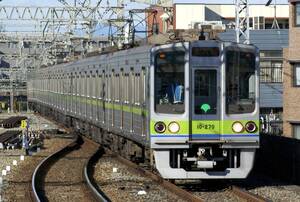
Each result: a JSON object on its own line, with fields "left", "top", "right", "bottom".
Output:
{"left": 154, "top": 122, "right": 166, "bottom": 133}
{"left": 245, "top": 121, "right": 257, "bottom": 133}
{"left": 232, "top": 121, "right": 244, "bottom": 133}
{"left": 168, "top": 122, "right": 180, "bottom": 133}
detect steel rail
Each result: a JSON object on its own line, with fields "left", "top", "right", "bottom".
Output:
{"left": 31, "top": 134, "right": 78, "bottom": 202}
{"left": 84, "top": 147, "right": 111, "bottom": 202}
{"left": 31, "top": 134, "right": 108, "bottom": 202}
{"left": 107, "top": 150, "right": 204, "bottom": 202}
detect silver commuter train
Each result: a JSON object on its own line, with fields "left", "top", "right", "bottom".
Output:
{"left": 28, "top": 40, "right": 260, "bottom": 179}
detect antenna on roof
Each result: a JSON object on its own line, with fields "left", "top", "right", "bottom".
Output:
{"left": 265, "top": 0, "right": 280, "bottom": 29}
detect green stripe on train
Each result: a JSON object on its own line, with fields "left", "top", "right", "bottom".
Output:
{"left": 36, "top": 92, "right": 148, "bottom": 116}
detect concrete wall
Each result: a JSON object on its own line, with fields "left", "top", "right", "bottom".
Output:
{"left": 174, "top": 4, "right": 205, "bottom": 29}
{"left": 174, "top": 4, "right": 289, "bottom": 30}
{"left": 206, "top": 4, "right": 289, "bottom": 18}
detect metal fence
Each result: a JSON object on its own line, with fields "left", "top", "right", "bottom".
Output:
{"left": 260, "top": 114, "right": 283, "bottom": 136}
{"left": 260, "top": 66, "right": 283, "bottom": 83}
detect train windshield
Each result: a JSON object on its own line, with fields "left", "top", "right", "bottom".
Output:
{"left": 226, "top": 49, "right": 256, "bottom": 114}
{"left": 154, "top": 50, "right": 185, "bottom": 114}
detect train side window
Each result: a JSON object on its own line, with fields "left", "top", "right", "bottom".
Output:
{"left": 61, "top": 74, "right": 63, "bottom": 94}
{"left": 85, "top": 73, "right": 88, "bottom": 97}
{"left": 56, "top": 75, "right": 59, "bottom": 93}
{"left": 71, "top": 73, "right": 73, "bottom": 95}
{"left": 92, "top": 75, "right": 96, "bottom": 98}
{"left": 115, "top": 74, "right": 120, "bottom": 102}
{"left": 60, "top": 74, "right": 62, "bottom": 93}
{"left": 80, "top": 74, "right": 83, "bottom": 96}
{"left": 131, "top": 71, "right": 135, "bottom": 104}
{"left": 124, "top": 73, "right": 128, "bottom": 103}
{"left": 86, "top": 74, "right": 90, "bottom": 97}
{"left": 120, "top": 71, "right": 124, "bottom": 102}
{"left": 98, "top": 74, "right": 102, "bottom": 99}
{"left": 77, "top": 74, "right": 80, "bottom": 96}
{"left": 108, "top": 74, "right": 112, "bottom": 101}
{"left": 141, "top": 68, "right": 146, "bottom": 105}
{"left": 84, "top": 73, "right": 87, "bottom": 97}
{"left": 135, "top": 73, "right": 140, "bottom": 105}
{"left": 75, "top": 74, "right": 77, "bottom": 95}
{"left": 78, "top": 74, "right": 81, "bottom": 96}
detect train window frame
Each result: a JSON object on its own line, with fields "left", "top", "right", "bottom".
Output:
{"left": 125, "top": 73, "right": 129, "bottom": 104}
{"left": 154, "top": 50, "right": 185, "bottom": 114}
{"left": 225, "top": 49, "right": 256, "bottom": 114}
{"left": 115, "top": 73, "right": 120, "bottom": 102}
{"left": 76, "top": 73, "right": 79, "bottom": 96}
{"left": 141, "top": 67, "right": 146, "bottom": 105}
{"left": 87, "top": 74, "right": 91, "bottom": 98}
{"left": 135, "top": 73, "right": 140, "bottom": 105}
{"left": 92, "top": 74, "right": 96, "bottom": 98}
{"left": 193, "top": 69, "right": 218, "bottom": 115}
{"left": 71, "top": 73, "right": 74, "bottom": 95}
{"left": 82, "top": 73, "right": 86, "bottom": 97}
{"left": 131, "top": 69, "right": 135, "bottom": 104}
{"left": 99, "top": 72, "right": 102, "bottom": 99}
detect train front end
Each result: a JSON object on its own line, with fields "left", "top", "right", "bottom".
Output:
{"left": 150, "top": 40, "right": 259, "bottom": 179}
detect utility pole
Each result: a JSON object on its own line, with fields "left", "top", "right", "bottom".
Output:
{"left": 235, "top": 0, "right": 250, "bottom": 44}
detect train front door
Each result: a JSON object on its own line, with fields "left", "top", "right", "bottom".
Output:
{"left": 190, "top": 68, "right": 221, "bottom": 140}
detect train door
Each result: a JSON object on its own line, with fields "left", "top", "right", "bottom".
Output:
{"left": 100, "top": 70, "right": 106, "bottom": 125}
{"left": 120, "top": 68, "right": 124, "bottom": 130}
{"left": 190, "top": 67, "right": 221, "bottom": 141}
{"left": 103, "top": 70, "right": 107, "bottom": 125}
{"left": 130, "top": 68, "right": 134, "bottom": 133}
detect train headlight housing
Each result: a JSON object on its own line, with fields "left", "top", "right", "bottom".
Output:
{"left": 154, "top": 122, "right": 166, "bottom": 133}
{"left": 168, "top": 122, "right": 180, "bottom": 133}
{"left": 245, "top": 121, "right": 257, "bottom": 133}
{"left": 232, "top": 121, "right": 244, "bottom": 133}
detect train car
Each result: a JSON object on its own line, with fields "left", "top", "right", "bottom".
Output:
{"left": 28, "top": 39, "right": 259, "bottom": 179}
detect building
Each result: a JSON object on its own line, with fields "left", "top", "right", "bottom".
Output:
{"left": 147, "top": 3, "right": 289, "bottom": 35}
{"left": 283, "top": 0, "right": 300, "bottom": 139}
{"left": 174, "top": 3, "right": 289, "bottom": 30}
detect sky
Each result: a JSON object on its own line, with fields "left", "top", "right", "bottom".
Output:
{"left": 0, "top": 0, "right": 289, "bottom": 7}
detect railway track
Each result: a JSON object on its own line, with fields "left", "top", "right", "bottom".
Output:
{"left": 0, "top": 130, "right": 21, "bottom": 149}
{"left": 231, "top": 185, "right": 269, "bottom": 202}
{"left": 32, "top": 134, "right": 107, "bottom": 202}
{"left": 96, "top": 148, "right": 271, "bottom": 202}
{"left": 178, "top": 180, "right": 270, "bottom": 202}
{"left": 94, "top": 148, "right": 203, "bottom": 202}
{"left": 0, "top": 116, "right": 27, "bottom": 128}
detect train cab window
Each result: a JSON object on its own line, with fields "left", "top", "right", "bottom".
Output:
{"left": 226, "top": 50, "right": 256, "bottom": 114}
{"left": 155, "top": 51, "right": 185, "bottom": 114}
{"left": 194, "top": 70, "right": 217, "bottom": 114}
